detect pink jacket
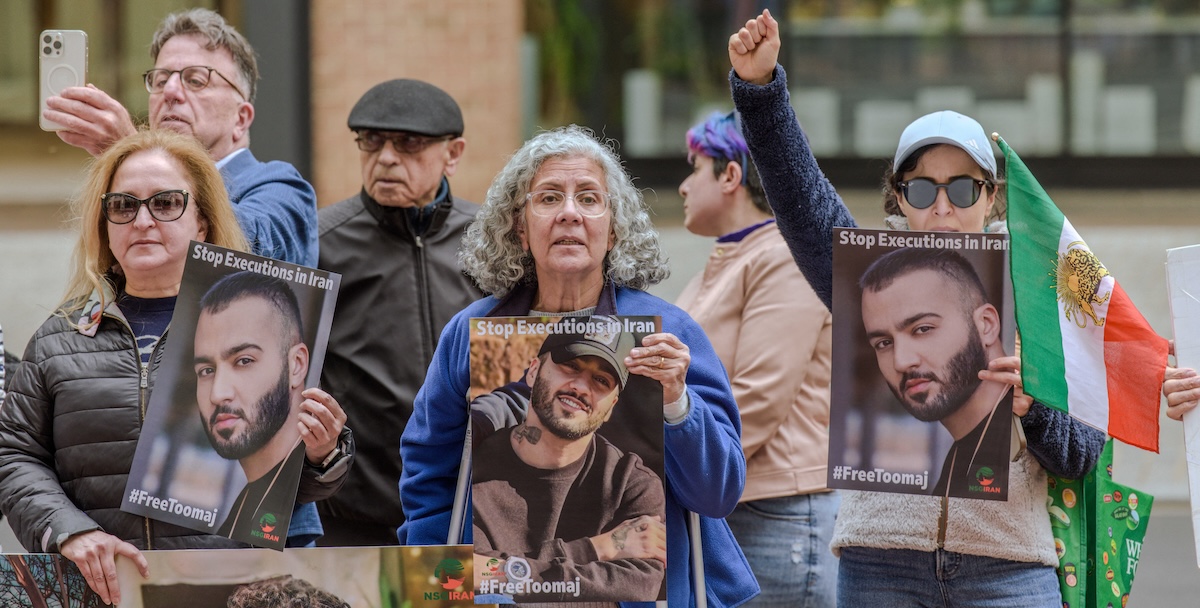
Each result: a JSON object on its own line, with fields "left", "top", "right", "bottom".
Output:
{"left": 677, "top": 223, "right": 833, "bottom": 501}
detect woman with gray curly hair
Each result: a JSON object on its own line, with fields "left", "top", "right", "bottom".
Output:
{"left": 400, "top": 125, "right": 758, "bottom": 607}
{"left": 459, "top": 125, "right": 668, "bottom": 296}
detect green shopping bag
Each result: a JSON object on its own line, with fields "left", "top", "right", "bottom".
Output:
{"left": 1048, "top": 440, "right": 1153, "bottom": 608}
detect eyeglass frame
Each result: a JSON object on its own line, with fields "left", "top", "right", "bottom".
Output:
{"left": 898, "top": 176, "right": 992, "bottom": 210}
{"left": 101, "top": 189, "right": 191, "bottom": 224}
{"left": 143, "top": 66, "right": 247, "bottom": 100}
{"left": 353, "top": 130, "right": 455, "bottom": 154}
{"left": 524, "top": 189, "right": 612, "bottom": 218}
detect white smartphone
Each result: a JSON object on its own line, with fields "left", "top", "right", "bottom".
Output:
{"left": 39, "top": 29, "right": 88, "bottom": 132}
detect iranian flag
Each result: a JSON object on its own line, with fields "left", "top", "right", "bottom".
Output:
{"left": 998, "top": 136, "right": 1168, "bottom": 453}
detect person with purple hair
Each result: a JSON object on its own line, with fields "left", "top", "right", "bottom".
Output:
{"left": 676, "top": 111, "right": 838, "bottom": 607}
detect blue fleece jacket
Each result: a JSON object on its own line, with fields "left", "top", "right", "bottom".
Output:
{"left": 221, "top": 149, "right": 319, "bottom": 268}
{"left": 399, "top": 284, "right": 759, "bottom": 607}
{"left": 729, "top": 64, "right": 1104, "bottom": 479}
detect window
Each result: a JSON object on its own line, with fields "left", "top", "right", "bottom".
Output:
{"left": 0, "top": 0, "right": 229, "bottom": 125}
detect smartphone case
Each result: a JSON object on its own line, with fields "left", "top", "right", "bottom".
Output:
{"left": 39, "top": 29, "right": 88, "bottom": 131}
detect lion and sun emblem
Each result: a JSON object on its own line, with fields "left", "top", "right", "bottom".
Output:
{"left": 1053, "top": 241, "right": 1111, "bottom": 328}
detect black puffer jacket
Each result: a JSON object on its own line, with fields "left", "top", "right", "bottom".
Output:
{"left": 0, "top": 294, "right": 353, "bottom": 552}
{"left": 0, "top": 300, "right": 244, "bottom": 552}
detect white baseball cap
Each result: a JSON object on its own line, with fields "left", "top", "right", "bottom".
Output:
{"left": 893, "top": 110, "right": 997, "bottom": 177}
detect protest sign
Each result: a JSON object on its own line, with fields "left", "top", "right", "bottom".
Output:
{"left": 468, "top": 315, "right": 667, "bottom": 603}
{"left": 123, "top": 242, "right": 340, "bottom": 549}
{"left": 1165, "top": 244, "right": 1200, "bottom": 568}
{"left": 830, "top": 228, "right": 1014, "bottom": 500}
{"left": 0, "top": 545, "right": 472, "bottom": 607}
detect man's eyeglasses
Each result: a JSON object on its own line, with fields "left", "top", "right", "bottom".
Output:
{"left": 143, "top": 66, "right": 246, "bottom": 100}
{"left": 525, "top": 190, "right": 611, "bottom": 218}
{"left": 354, "top": 131, "right": 453, "bottom": 154}
{"left": 102, "top": 190, "right": 190, "bottom": 224}
{"left": 899, "top": 177, "right": 990, "bottom": 209}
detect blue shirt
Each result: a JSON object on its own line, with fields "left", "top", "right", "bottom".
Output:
{"left": 116, "top": 294, "right": 175, "bottom": 367}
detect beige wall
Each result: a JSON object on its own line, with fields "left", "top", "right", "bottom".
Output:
{"left": 310, "top": 0, "right": 525, "bottom": 207}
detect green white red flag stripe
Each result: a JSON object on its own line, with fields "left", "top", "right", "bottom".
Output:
{"left": 998, "top": 135, "right": 1167, "bottom": 452}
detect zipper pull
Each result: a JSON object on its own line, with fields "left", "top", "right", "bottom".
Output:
{"left": 140, "top": 364, "right": 148, "bottom": 389}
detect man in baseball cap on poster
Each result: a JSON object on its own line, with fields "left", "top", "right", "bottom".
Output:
{"left": 470, "top": 317, "right": 668, "bottom": 604}
{"left": 537, "top": 324, "right": 636, "bottom": 390}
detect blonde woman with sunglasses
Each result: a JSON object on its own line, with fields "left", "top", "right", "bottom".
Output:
{"left": 0, "top": 130, "right": 349, "bottom": 606}
{"left": 728, "top": 10, "right": 1106, "bottom": 608}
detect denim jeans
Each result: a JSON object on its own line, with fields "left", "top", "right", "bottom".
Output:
{"left": 837, "top": 546, "right": 1061, "bottom": 608}
{"left": 725, "top": 491, "right": 840, "bottom": 608}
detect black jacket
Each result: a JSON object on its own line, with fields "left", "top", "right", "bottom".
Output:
{"left": 316, "top": 185, "right": 482, "bottom": 542}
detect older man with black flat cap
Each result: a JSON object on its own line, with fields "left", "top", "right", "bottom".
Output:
{"left": 316, "top": 79, "right": 482, "bottom": 546}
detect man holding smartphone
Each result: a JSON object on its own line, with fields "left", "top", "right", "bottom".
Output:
{"left": 40, "top": 7, "right": 324, "bottom": 547}
{"left": 41, "top": 8, "right": 318, "bottom": 269}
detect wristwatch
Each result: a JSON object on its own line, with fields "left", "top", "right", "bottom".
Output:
{"left": 311, "top": 427, "right": 352, "bottom": 477}
{"left": 318, "top": 446, "right": 342, "bottom": 469}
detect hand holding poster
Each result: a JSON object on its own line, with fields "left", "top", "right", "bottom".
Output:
{"left": 829, "top": 228, "right": 1014, "bottom": 500}
{"left": 122, "top": 242, "right": 341, "bottom": 550}
{"left": 469, "top": 315, "right": 667, "bottom": 603}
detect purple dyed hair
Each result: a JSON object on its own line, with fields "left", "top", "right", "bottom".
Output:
{"left": 683, "top": 111, "right": 768, "bottom": 212}
{"left": 686, "top": 111, "right": 749, "bottom": 166}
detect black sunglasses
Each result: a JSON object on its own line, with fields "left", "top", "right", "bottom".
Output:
{"left": 899, "top": 177, "right": 990, "bottom": 209}
{"left": 354, "top": 130, "right": 453, "bottom": 154}
{"left": 101, "top": 190, "right": 190, "bottom": 224}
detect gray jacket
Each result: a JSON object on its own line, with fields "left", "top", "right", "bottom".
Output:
{"left": 316, "top": 184, "right": 482, "bottom": 541}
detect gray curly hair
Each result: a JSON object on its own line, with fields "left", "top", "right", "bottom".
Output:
{"left": 460, "top": 125, "right": 669, "bottom": 297}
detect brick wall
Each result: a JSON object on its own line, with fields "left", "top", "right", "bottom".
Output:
{"left": 310, "top": 1, "right": 524, "bottom": 207}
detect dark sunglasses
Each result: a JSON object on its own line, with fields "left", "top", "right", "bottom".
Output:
{"left": 899, "top": 177, "right": 990, "bottom": 209}
{"left": 101, "top": 190, "right": 190, "bottom": 224}
{"left": 354, "top": 130, "right": 453, "bottom": 154}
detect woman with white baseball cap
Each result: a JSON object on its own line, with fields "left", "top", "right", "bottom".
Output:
{"left": 726, "top": 9, "right": 1106, "bottom": 608}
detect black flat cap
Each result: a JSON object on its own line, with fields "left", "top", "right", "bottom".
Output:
{"left": 347, "top": 79, "right": 463, "bottom": 137}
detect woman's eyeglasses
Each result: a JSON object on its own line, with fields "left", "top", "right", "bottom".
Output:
{"left": 525, "top": 190, "right": 610, "bottom": 218}
{"left": 101, "top": 190, "right": 190, "bottom": 224}
{"left": 899, "top": 177, "right": 990, "bottom": 209}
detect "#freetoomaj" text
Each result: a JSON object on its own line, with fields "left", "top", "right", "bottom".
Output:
{"left": 832, "top": 465, "right": 929, "bottom": 490}
{"left": 478, "top": 578, "right": 582, "bottom": 598}
{"left": 128, "top": 489, "right": 218, "bottom": 527}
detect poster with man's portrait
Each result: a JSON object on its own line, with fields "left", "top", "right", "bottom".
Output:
{"left": 829, "top": 228, "right": 1014, "bottom": 501}
{"left": 468, "top": 315, "right": 667, "bottom": 604}
{"left": 123, "top": 242, "right": 340, "bottom": 550}
{"left": 0, "top": 544, "right": 473, "bottom": 607}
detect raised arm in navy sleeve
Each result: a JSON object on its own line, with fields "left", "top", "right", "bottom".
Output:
{"left": 730, "top": 64, "right": 858, "bottom": 310}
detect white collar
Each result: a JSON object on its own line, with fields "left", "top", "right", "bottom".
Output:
{"left": 214, "top": 147, "right": 248, "bottom": 170}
